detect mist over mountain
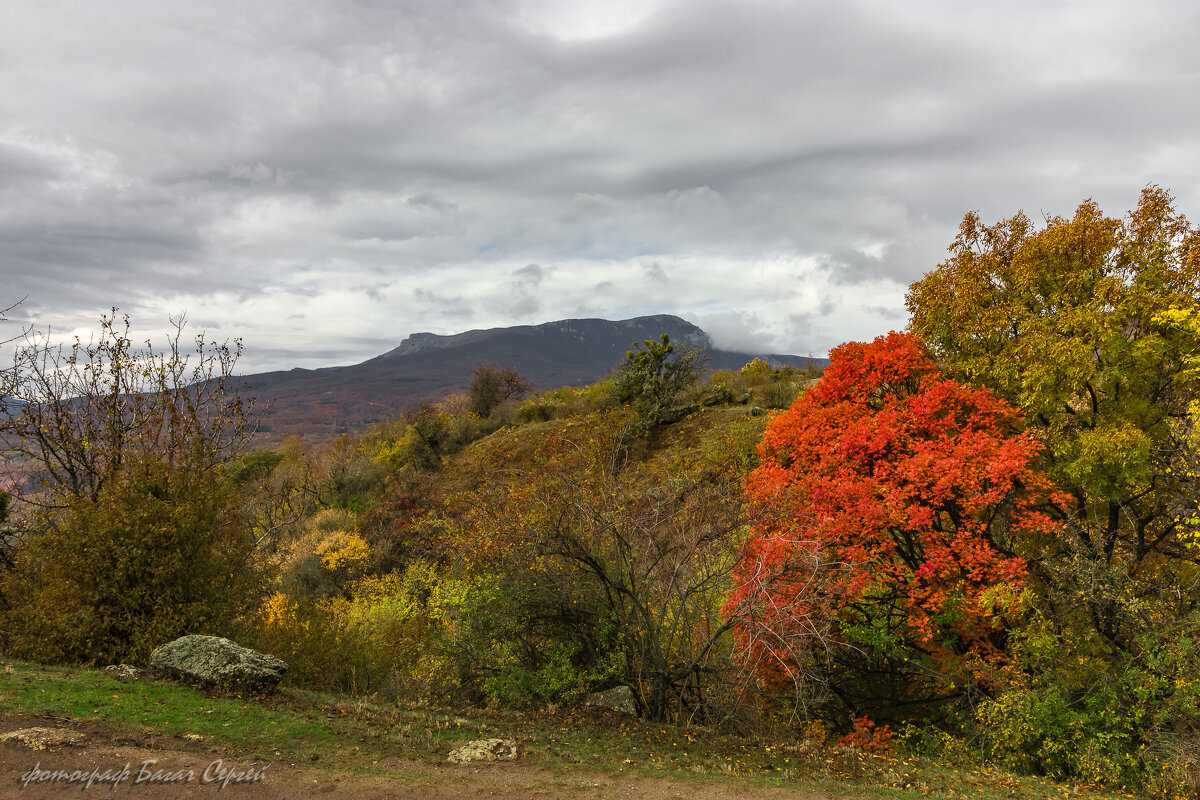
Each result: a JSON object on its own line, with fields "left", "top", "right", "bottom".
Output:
{"left": 238, "top": 314, "right": 823, "bottom": 444}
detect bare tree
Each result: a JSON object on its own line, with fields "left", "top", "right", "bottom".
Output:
{"left": 0, "top": 309, "right": 250, "bottom": 507}
{"left": 438, "top": 410, "right": 832, "bottom": 723}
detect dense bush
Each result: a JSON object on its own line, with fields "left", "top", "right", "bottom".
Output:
{"left": 419, "top": 408, "right": 761, "bottom": 721}
{"left": 2, "top": 456, "right": 260, "bottom": 664}
{"left": 979, "top": 611, "right": 1200, "bottom": 793}
{"left": 0, "top": 313, "right": 260, "bottom": 665}
{"left": 249, "top": 559, "right": 461, "bottom": 700}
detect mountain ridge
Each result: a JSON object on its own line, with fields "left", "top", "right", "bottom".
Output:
{"left": 373, "top": 315, "right": 713, "bottom": 361}
{"left": 238, "top": 314, "right": 823, "bottom": 445}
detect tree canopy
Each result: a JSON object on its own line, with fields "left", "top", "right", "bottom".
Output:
{"left": 611, "top": 334, "right": 705, "bottom": 427}
{"left": 906, "top": 186, "right": 1200, "bottom": 655}
{"left": 729, "top": 332, "right": 1059, "bottom": 718}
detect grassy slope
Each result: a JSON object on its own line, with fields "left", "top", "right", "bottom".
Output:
{"left": 433, "top": 403, "right": 770, "bottom": 506}
{"left": 1, "top": 643, "right": 1126, "bottom": 797}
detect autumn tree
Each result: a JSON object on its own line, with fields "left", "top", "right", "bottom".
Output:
{"left": 906, "top": 187, "right": 1200, "bottom": 658}
{"left": 905, "top": 188, "right": 1200, "bottom": 786}
{"left": 0, "top": 312, "right": 250, "bottom": 504}
{"left": 729, "top": 332, "right": 1061, "bottom": 719}
{"left": 0, "top": 311, "right": 261, "bottom": 663}
{"left": 468, "top": 362, "right": 533, "bottom": 418}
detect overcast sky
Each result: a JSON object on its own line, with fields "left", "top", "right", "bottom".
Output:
{"left": 3, "top": 0, "right": 1198, "bottom": 372}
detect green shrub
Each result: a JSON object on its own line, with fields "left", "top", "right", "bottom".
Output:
{"left": 2, "top": 457, "right": 261, "bottom": 665}
{"left": 978, "top": 617, "right": 1200, "bottom": 793}
{"left": 442, "top": 573, "right": 625, "bottom": 708}
{"left": 517, "top": 398, "right": 559, "bottom": 423}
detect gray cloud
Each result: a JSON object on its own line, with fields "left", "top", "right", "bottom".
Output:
{"left": 2, "top": 0, "right": 1198, "bottom": 371}
{"left": 513, "top": 263, "right": 546, "bottom": 285}
{"left": 644, "top": 262, "right": 668, "bottom": 283}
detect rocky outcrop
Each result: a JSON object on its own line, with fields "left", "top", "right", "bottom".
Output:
{"left": 149, "top": 635, "right": 287, "bottom": 694}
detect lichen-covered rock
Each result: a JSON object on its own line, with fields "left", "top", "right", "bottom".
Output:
{"left": 447, "top": 738, "right": 518, "bottom": 764}
{"left": 0, "top": 727, "right": 87, "bottom": 750}
{"left": 149, "top": 635, "right": 287, "bottom": 694}
{"left": 583, "top": 685, "right": 638, "bottom": 716}
{"left": 103, "top": 664, "right": 143, "bottom": 681}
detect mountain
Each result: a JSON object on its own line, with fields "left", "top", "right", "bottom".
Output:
{"left": 237, "top": 314, "right": 823, "bottom": 445}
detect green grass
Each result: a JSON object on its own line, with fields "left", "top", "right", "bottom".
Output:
{"left": 0, "top": 659, "right": 1134, "bottom": 799}
{"left": 0, "top": 660, "right": 336, "bottom": 755}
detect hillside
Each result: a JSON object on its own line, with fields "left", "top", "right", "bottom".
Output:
{"left": 1, "top": 660, "right": 1103, "bottom": 800}
{"left": 236, "top": 314, "right": 824, "bottom": 445}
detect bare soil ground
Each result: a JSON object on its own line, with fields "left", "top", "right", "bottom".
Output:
{"left": 0, "top": 712, "right": 839, "bottom": 800}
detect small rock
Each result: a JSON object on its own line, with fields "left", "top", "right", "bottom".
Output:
{"left": 447, "top": 738, "right": 518, "bottom": 764}
{"left": 104, "top": 664, "right": 143, "bottom": 681}
{"left": 0, "top": 727, "right": 87, "bottom": 750}
{"left": 583, "top": 685, "right": 639, "bottom": 716}
{"left": 749, "top": 406, "right": 766, "bottom": 416}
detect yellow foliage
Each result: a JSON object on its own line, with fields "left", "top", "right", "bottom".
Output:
{"left": 740, "top": 357, "right": 773, "bottom": 375}
{"left": 257, "top": 591, "right": 309, "bottom": 633}
{"left": 317, "top": 531, "right": 371, "bottom": 571}
{"left": 246, "top": 560, "right": 467, "bottom": 700}
{"left": 273, "top": 523, "right": 372, "bottom": 599}
{"left": 1160, "top": 306, "right": 1200, "bottom": 423}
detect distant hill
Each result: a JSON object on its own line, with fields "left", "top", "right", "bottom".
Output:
{"left": 237, "top": 314, "right": 824, "bottom": 445}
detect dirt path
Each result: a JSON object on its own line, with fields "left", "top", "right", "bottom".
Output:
{"left": 0, "top": 714, "right": 837, "bottom": 800}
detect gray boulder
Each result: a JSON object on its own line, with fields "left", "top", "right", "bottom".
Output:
{"left": 583, "top": 685, "right": 638, "bottom": 716}
{"left": 149, "top": 635, "right": 287, "bottom": 694}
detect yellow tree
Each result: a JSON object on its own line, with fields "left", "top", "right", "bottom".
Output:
{"left": 907, "top": 188, "right": 1200, "bottom": 782}
{"left": 908, "top": 187, "right": 1200, "bottom": 643}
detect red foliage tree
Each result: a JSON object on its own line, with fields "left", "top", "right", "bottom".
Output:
{"left": 728, "top": 332, "right": 1061, "bottom": 708}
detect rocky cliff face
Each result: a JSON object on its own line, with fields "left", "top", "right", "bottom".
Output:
{"left": 378, "top": 315, "right": 712, "bottom": 360}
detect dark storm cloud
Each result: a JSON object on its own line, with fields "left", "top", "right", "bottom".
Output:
{"left": 2, "top": 0, "right": 1198, "bottom": 369}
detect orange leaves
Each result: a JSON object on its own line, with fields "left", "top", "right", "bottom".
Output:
{"left": 731, "top": 332, "right": 1061, "bottom": 696}
{"left": 837, "top": 716, "right": 894, "bottom": 754}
